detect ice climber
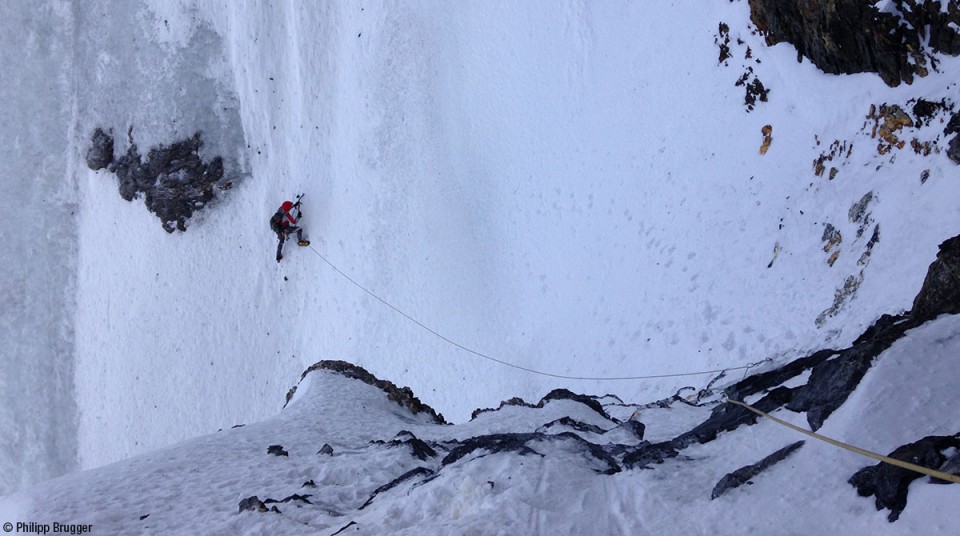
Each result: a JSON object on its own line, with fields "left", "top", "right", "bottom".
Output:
{"left": 271, "top": 196, "right": 309, "bottom": 262}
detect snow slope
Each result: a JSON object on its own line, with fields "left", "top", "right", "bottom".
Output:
{"left": 3, "top": 315, "right": 958, "bottom": 534}
{"left": 2, "top": 0, "right": 959, "bottom": 501}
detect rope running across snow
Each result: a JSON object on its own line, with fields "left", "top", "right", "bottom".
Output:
{"left": 306, "top": 244, "right": 758, "bottom": 381}
{"left": 727, "top": 398, "right": 960, "bottom": 484}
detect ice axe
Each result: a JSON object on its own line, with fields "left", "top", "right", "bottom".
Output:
{"left": 293, "top": 193, "right": 305, "bottom": 217}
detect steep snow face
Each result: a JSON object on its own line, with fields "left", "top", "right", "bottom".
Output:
{"left": 3, "top": 318, "right": 959, "bottom": 535}
{"left": 5, "top": 0, "right": 960, "bottom": 493}
{"left": 0, "top": 1, "right": 79, "bottom": 494}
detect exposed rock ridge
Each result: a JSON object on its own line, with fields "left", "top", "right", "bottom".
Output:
{"left": 470, "top": 388, "right": 613, "bottom": 421}
{"left": 285, "top": 360, "right": 447, "bottom": 425}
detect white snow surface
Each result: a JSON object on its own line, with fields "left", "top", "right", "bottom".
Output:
{"left": 70, "top": 0, "right": 960, "bottom": 469}
{"left": 2, "top": 0, "right": 960, "bottom": 531}
{"left": 4, "top": 316, "right": 960, "bottom": 534}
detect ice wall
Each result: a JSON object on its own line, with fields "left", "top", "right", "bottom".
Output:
{"left": 0, "top": 0, "right": 79, "bottom": 494}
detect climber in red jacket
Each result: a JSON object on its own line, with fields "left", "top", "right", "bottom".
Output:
{"left": 270, "top": 196, "right": 309, "bottom": 262}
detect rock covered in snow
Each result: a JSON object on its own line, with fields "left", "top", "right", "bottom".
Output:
{"left": 87, "top": 128, "right": 231, "bottom": 233}
{"left": 712, "top": 441, "right": 805, "bottom": 499}
{"left": 748, "top": 0, "right": 960, "bottom": 86}
{"left": 948, "top": 135, "right": 960, "bottom": 164}
{"left": 85, "top": 128, "right": 114, "bottom": 170}
{"left": 267, "top": 445, "right": 288, "bottom": 457}
{"left": 286, "top": 360, "right": 447, "bottom": 425}
{"left": 849, "top": 434, "right": 960, "bottom": 522}
{"left": 238, "top": 495, "right": 268, "bottom": 513}
{"left": 911, "top": 235, "right": 960, "bottom": 321}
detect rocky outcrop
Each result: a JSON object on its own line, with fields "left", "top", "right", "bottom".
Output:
{"left": 471, "top": 388, "right": 612, "bottom": 421}
{"left": 85, "top": 128, "right": 231, "bottom": 233}
{"left": 266, "top": 445, "right": 288, "bottom": 457}
{"left": 787, "top": 313, "right": 911, "bottom": 430}
{"left": 238, "top": 496, "right": 276, "bottom": 514}
{"left": 359, "top": 467, "right": 435, "bottom": 510}
{"left": 371, "top": 431, "right": 438, "bottom": 461}
{"left": 286, "top": 361, "right": 447, "bottom": 425}
{"left": 849, "top": 433, "right": 960, "bottom": 522}
{"left": 85, "top": 128, "right": 114, "bottom": 170}
{"left": 676, "top": 386, "right": 794, "bottom": 447}
{"left": 911, "top": 235, "right": 960, "bottom": 321}
{"left": 749, "top": 0, "right": 960, "bottom": 87}
{"left": 948, "top": 134, "right": 960, "bottom": 164}
{"left": 712, "top": 441, "right": 805, "bottom": 499}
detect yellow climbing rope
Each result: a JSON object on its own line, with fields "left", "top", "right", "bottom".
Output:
{"left": 726, "top": 398, "right": 960, "bottom": 484}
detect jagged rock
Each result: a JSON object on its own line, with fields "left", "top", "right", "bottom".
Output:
{"left": 759, "top": 124, "right": 773, "bottom": 154}
{"left": 858, "top": 225, "right": 880, "bottom": 266}
{"left": 540, "top": 389, "right": 614, "bottom": 421}
{"left": 85, "top": 128, "right": 114, "bottom": 170}
{"left": 901, "top": 1, "right": 960, "bottom": 56}
{"left": 849, "top": 434, "right": 960, "bottom": 522}
{"left": 360, "top": 467, "right": 435, "bottom": 510}
{"left": 716, "top": 22, "right": 732, "bottom": 64}
{"left": 442, "top": 433, "right": 544, "bottom": 466}
{"left": 813, "top": 138, "right": 853, "bottom": 177}
{"left": 848, "top": 192, "right": 873, "bottom": 236}
{"left": 911, "top": 98, "right": 953, "bottom": 129}
{"left": 621, "top": 441, "right": 679, "bottom": 469}
{"left": 471, "top": 396, "right": 538, "bottom": 419}
{"left": 264, "top": 493, "right": 313, "bottom": 505}
{"left": 749, "top": 0, "right": 959, "bottom": 87}
{"left": 267, "top": 445, "right": 289, "bottom": 457}
{"left": 946, "top": 111, "right": 960, "bottom": 137}
{"left": 538, "top": 417, "right": 607, "bottom": 436}
{"left": 301, "top": 480, "right": 317, "bottom": 488}
{"left": 911, "top": 235, "right": 960, "bottom": 322}
{"left": 711, "top": 441, "right": 804, "bottom": 499}
{"left": 735, "top": 68, "right": 769, "bottom": 112}
{"left": 676, "top": 386, "right": 794, "bottom": 447}
{"left": 97, "top": 129, "right": 229, "bottom": 233}
{"left": 788, "top": 314, "right": 911, "bottom": 430}
{"left": 472, "top": 389, "right": 613, "bottom": 422}
{"left": 238, "top": 495, "right": 268, "bottom": 513}
{"left": 815, "top": 274, "right": 863, "bottom": 328}
{"left": 374, "top": 431, "right": 437, "bottom": 461}
{"left": 947, "top": 135, "right": 960, "bottom": 165}
{"left": 725, "top": 349, "right": 836, "bottom": 403}
{"left": 287, "top": 361, "right": 447, "bottom": 424}
{"left": 441, "top": 432, "right": 620, "bottom": 475}
{"left": 872, "top": 105, "right": 914, "bottom": 151}
{"left": 607, "top": 420, "right": 645, "bottom": 441}
{"left": 318, "top": 444, "right": 334, "bottom": 455}
{"left": 331, "top": 521, "right": 358, "bottom": 536}
{"left": 821, "top": 223, "right": 842, "bottom": 254}
{"left": 564, "top": 432, "right": 622, "bottom": 475}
